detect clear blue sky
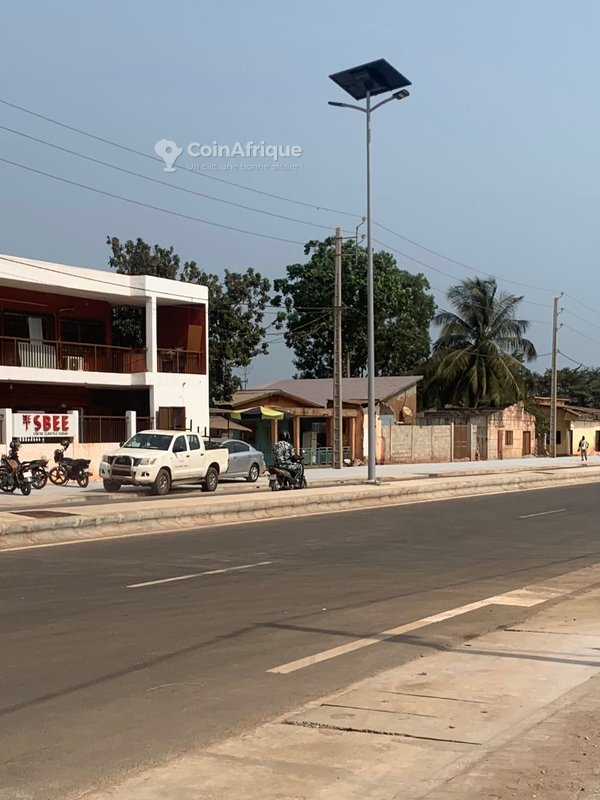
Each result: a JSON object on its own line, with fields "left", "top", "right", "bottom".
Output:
{"left": 2, "top": 0, "right": 599, "bottom": 382}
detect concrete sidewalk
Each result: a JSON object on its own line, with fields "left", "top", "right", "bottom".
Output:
{"left": 1, "top": 454, "right": 598, "bottom": 510}
{"left": 83, "top": 564, "right": 600, "bottom": 800}
{"left": 1, "top": 462, "right": 599, "bottom": 549}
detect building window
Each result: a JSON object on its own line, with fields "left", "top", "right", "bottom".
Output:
{"left": 60, "top": 318, "right": 104, "bottom": 345}
{"left": 556, "top": 431, "right": 562, "bottom": 445}
{"left": 505, "top": 430, "right": 514, "bottom": 446}
{"left": 1, "top": 310, "right": 54, "bottom": 340}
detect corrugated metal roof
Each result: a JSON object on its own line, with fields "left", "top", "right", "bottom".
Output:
{"left": 245, "top": 376, "right": 422, "bottom": 408}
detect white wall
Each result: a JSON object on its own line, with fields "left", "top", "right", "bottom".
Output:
{"left": 151, "top": 374, "right": 209, "bottom": 435}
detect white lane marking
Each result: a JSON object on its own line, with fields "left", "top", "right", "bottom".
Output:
{"left": 267, "top": 586, "right": 564, "bottom": 674}
{"left": 519, "top": 508, "right": 566, "bottom": 519}
{"left": 1, "top": 481, "right": 595, "bottom": 553}
{"left": 127, "top": 561, "right": 272, "bottom": 588}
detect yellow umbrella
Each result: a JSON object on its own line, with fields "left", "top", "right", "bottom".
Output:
{"left": 231, "top": 406, "right": 285, "bottom": 421}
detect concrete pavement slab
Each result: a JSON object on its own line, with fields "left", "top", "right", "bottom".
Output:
{"left": 82, "top": 569, "right": 600, "bottom": 800}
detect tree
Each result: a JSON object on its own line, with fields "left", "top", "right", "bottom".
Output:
{"left": 106, "top": 236, "right": 272, "bottom": 403}
{"left": 179, "top": 262, "right": 271, "bottom": 403}
{"left": 107, "top": 237, "right": 181, "bottom": 347}
{"left": 530, "top": 367, "right": 600, "bottom": 407}
{"left": 426, "top": 276, "right": 537, "bottom": 408}
{"left": 273, "top": 237, "right": 435, "bottom": 378}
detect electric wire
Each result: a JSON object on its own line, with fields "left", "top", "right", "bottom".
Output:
{"left": 0, "top": 158, "right": 305, "bottom": 246}
{"left": 0, "top": 124, "right": 351, "bottom": 234}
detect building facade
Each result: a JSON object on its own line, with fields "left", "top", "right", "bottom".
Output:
{"left": 0, "top": 253, "right": 209, "bottom": 444}
{"left": 228, "top": 376, "right": 422, "bottom": 465}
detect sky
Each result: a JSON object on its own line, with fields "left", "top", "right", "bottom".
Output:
{"left": 1, "top": 0, "right": 599, "bottom": 384}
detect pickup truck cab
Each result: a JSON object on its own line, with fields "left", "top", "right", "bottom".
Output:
{"left": 99, "top": 430, "right": 229, "bottom": 495}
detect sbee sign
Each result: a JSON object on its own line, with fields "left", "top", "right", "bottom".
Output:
{"left": 13, "top": 413, "right": 75, "bottom": 439}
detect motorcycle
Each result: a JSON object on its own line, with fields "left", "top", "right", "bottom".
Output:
{"left": 267, "top": 452, "right": 307, "bottom": 491}
{"left": 0, "top": 443, "right": 33, "bottom": 495}
{"left": 0, "top": 441, "right": 48, "bottom": 492}
{"left": 48, "top": 440, "right": 92, "bottom": 488}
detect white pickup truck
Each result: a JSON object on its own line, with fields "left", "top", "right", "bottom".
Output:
{"left": 99, "top": 430, "right": 229, "bottom": 495}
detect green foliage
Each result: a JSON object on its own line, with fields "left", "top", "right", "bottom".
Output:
{"left": 106, "top": 236, "right": 271, "bottom": 403}
{"left": 426, "top": 277, "right": 536, "bottom": 408}
{"left": 273, "top": 237, "right": 435, "bottom": 378}
{"left": 107, "top": 237, "right": 182, "bottom": 347}
{"left": 179, "top": 262, "right": 271, "bottom": 403}
{"left": 530, "top": 367, "right": 600, "bottom": 408}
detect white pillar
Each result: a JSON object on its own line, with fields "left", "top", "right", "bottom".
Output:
{"left": 0, "top": 409, "right": 13, "bottom": 446}
{"left": 67, "top": 410, "right": 80, "bottom": 444}
{"left": 146, "top": 296, "right": 158, "bottom": 373}
{"left": 125, "top": 410, "right": 136, "bottom": 439}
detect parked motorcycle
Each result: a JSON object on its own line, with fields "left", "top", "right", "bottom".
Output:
{"left": 0, "top": 441, "right": 48, "bottom": 493}
{"left": 48, "top": 440, "right": 92, "bottom": 488}
{"left": 267, "top": 452, "right": 307, "bottom": 491}
{"left": 0, "top": 442, "right": 33, "bottom": 495}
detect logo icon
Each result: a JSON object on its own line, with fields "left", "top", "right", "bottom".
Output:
{"left": 154, "top": 139, "right": 183, "bottom": 172}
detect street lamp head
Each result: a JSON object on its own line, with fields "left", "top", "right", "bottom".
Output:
{"left": 329, "top": 58, "right": 411, "bottom": 101}
{"left": 328, "top": 101, "right": 347, "bottom": 108}
{"left": 393, "top": 89, "right": 410, "bottom": 101}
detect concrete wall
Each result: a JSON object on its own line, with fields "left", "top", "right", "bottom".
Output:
{"left": 485, "top": 404, "right": 537, "bottom": 459}
{"left": 17, "top": 441, "right": 119, "bottom": 482}
{"left": 382, "top": 424, "right": 453, "bottom": 464}
{"left": 569, "top": 420, "right": 600, "bottom": 455}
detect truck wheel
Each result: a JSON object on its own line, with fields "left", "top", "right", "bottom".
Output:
{"left": 202, "top": 466, "right": 218, "bottom": 493}
{"left": 152, "top": 468, "right": 171, "bottom": 496}
{"left": 246, "top": 463, "right": 260, "bottom": 483}
{"left": 103, "top": 480, "right": 122, "bottom": 493}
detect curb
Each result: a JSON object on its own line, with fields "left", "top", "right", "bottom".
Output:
{"left": 1, "top": 467, "right": 598, "bottom": 549}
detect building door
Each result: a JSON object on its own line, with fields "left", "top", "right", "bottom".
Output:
{"left": 522, "top": 431, "right": 531, "bottom": 456}
{"left": 453, "top": 424, "right": 469, "bottom": 460}
{"left": 568, "top": 430, "right": 573, "bottom": 455}
{"left": 497, "top": 430, "right": 504, "bottom": 460}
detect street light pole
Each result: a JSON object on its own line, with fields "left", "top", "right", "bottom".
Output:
{"left": 365, "top": 90, "right": 377, "bottom": 481}
{"left": 328, "top": 59, "right": 411, "bottom": 483}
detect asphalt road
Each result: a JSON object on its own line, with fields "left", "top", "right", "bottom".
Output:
{"left": 1, "top": 483, "right": 599, "bottom": 800}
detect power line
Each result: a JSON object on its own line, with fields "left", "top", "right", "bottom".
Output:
{"left": 558, "top": 350, "right": 584, "bottom": 367}
{"left": 0, "top": 96, "right": 360, "bottom": 219}
{"left": 0, "top": 157, "right": 305, "bottom": 246}
{"left": 562, "top": 324, "right": 600, "bottom": 347}
{"left": 561, "top": 306, "right": 600, "bottom": 331}
{"left": 563, "top": 292, "right": 600, "bottom": 320}
{"left": 2, "top": 95, "right": 596, "bottom": 316}
{"left": 0, "top": 124, "right": 349, "bottom": 234}
{"left": 374, "top": 222, "right": 557, "bottom": 295}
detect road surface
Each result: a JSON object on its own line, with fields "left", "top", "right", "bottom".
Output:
{"left": 1, "top": 483, "right": 598, "bottom": 799}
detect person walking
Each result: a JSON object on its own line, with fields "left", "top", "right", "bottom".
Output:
{"left": 578, "top": 435, "right": 589, "bottom": 462}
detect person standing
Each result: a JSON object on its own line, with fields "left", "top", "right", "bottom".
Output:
{"left": 578, "top": 435, "right": 589, "bottom": 462}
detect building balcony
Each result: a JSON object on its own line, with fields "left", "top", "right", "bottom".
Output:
{"left": 0, "top": 336, "right": 147, "bottom": 374}
{"left": 157, "top": 348, "right": 203, "bottom": 374}
{"left": 0, "top": 337, "right": 205, "bottom": 375}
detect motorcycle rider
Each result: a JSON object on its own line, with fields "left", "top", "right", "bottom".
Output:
{"left": 272, "top": 430, "right": 302, "bottom": 486}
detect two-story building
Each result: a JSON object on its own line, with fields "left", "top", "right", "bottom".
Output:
{"left": 0, "top": 253, "right": 209, "bottom": 447}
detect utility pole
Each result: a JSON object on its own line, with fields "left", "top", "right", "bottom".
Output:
{"left": 333, "top": 227, "right": 343, "bottom": 469}
{"left": 549, "top": 294, "right": 562, "bottom": 457}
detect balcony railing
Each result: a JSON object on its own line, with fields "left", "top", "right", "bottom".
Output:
{"left": 0, "top": 337, "right": 147, "bottom": 374}
{"left": 81, "top": 416, "right": 154, "bottom": 443}
{"left": 157, "top": 348, "right": 203, "bottom": 374}
{"left": 0, "top": 336, "right": 204, "bottom": 375}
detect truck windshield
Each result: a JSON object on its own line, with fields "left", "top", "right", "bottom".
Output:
{"left": 122, "top": 433, "right": 173, "bottom": 451}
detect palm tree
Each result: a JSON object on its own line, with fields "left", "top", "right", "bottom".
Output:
{"left": 427, "top": 277, "right": 537, "bottom": 407}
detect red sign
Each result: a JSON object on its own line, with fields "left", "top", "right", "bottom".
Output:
{"left": 13, "top": 413, "right": 74, "bottom": 439}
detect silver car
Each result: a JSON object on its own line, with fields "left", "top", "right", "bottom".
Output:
{"left": 219, "top": 440, "right": 266, "bottom": 482}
